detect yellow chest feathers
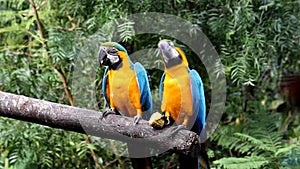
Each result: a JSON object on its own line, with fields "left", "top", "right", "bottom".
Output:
{"left": 162, "top": 64, "right": 193, "bottom": 124}
{"left": 107, "top": 67, "right": 141, "bottom": 117}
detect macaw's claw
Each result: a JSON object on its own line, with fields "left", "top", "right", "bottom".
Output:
{"left": 170, "top": 124, "right": 189, "bottom": 136}
{"left": 133, "top": 115, "right": 142, "bottom": 125}
{"left": 165, "top": 116, "right": 171, "bottom": 126}
{"left": 100, "top": 108, "right": 119, "bottom": 119}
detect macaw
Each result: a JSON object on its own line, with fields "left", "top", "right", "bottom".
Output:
{"left": 98, "top": 42, "right": 153, "bottom": 169}
{"left": 153, "top": 39, "right": 210, "bottom": 169}
{"left": 98, "top": 42, "right": 152, "bottom": 123}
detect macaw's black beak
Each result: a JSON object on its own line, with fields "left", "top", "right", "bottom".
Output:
{"left": 158, "top": 40, "right": 175, "bottom": 61}
{"left": 98, "top": 48, "right": 110, "bottom": 66}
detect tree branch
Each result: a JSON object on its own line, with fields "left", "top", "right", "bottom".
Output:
{"left": 0, "top": 91, "right": 201, "bottom": 156}
{"left": 28, "top": 0, "right": 49, "bottom": 52}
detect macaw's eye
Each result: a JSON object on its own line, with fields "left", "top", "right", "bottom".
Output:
{"left": 108, "top": 48, "right": 118, "bottom": 55}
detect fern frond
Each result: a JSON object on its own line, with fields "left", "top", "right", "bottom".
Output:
{"left": 214, "top": 156, "right": 269, "bottom": 169}
{"left": 281, "top": 146, "right": 300, "bottom": 169}
{"left": 234, "top": 132, "right": 278, "bottom": 154}
{"left": 117, "top": 19, "right": 135, "bottom": 42}
{"left": 210, "top": 125, "right": 242, "bottom": 150}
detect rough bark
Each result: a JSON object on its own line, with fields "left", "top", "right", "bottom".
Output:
{"left": 0, "top": 91, "right": 201, "bottom": 156}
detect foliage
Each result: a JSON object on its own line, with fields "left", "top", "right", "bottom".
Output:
{"left": 214, "top": 156, "right": 269, "bottom": 169}
{"left": 0, "top": 0, "right": 299, "bottom": 168}
{"left": 211, "top": 110, "right": 299, "bottom": 168}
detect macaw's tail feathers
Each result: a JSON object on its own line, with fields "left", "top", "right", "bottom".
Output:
{"left": 130, "top": 157, "right": 152, "bottom": 169}
{"left": 178, "top": 150, "right": 210, "bottom": 169}
{"left": 179, "top": 154, "right": 198, "bottom": 169}
{"left": 199, "top": 143, "right": 210, "bottom": 169}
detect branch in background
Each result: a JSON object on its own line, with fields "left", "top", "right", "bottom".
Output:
{"left": 8, "top": 51, "right": 34, "bottom": 57}
{"left": 55, "top": 67, "right": 75, "bottom": 106}
{"left": 56, "top": 11, "right": 80, "bottom": 32}
{"left": 27, "top": 1, "right": 102, "bottom": 168}
{"left": 55, "top": 68, "right": 102, "bottom": 169}
{"left": 28, "top": 0, "right": 49, "bottom": 54}
{"left": 0, "top": 91, "right": 201, "bottom": 157}
{"left": 23, "top": 0, "right": 48, "bottom": 17}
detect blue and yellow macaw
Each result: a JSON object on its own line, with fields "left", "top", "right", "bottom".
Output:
{"left": 98, "top": 42, "right": 152, "bottom": 169}
{"left": 98, "top": 42, "right": 152, "bottom": 123}
{"left": 154, "top": 39, "right": 210, "bottom": 169}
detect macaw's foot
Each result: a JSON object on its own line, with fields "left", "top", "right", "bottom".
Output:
{"left": 100, "top": 108, "right": 119, "bottom": 119}
{"left": 170, "top": 124, "right": 189, "bottom": 136}
{"left": 133, "top": 115, "right": 142, "bottom": 125}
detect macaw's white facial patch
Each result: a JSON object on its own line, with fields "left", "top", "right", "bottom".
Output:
{"left": 98, "top": 46, "right": 120, "bottom": 64}
{"left": 107, "top": 53, "right": 120, "bottom": 64}
{"left": 161, "top": 46, "right": 180, "bottom": 63}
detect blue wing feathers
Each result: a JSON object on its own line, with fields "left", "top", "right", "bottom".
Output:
{"left": 102, "top": 67, "right": 110, "bottom": 106}
{"left": 190, "top": 69, "right": 206, "bottom": 135}
{"left": 159, "top": 72, "right": 165, "bottom": 102}
{"left": 134, "top": 62, "right": 153, "bottom": 115}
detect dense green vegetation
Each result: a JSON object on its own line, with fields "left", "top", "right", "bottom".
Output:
{"left": 0, "top": 0, "right": 299, "bottom": 168}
